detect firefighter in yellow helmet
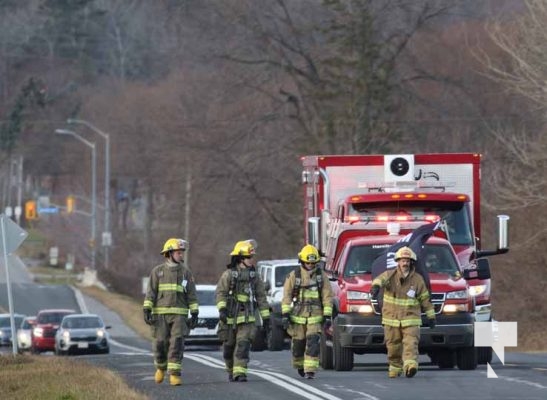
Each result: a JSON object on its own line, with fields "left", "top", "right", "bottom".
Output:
{"left": 370, "top": 246, "right": 435, "bottom": 378}
{"left": 143, "top": 238, "right": 199, "bottom": 386}
{"left": 215, "top": 239, "right": 270, "bottom": 382}
{"left": 281, "top": 244, "right": 333, "bottom": 379}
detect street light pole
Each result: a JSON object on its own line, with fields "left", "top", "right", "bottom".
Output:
{"left": 55, "top": 128, "right": 97, "bottom": 271}
{"left": 66, "top": 119, "right": 111, "bottom": 270}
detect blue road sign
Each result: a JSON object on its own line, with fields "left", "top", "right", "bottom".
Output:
{"left": 38, "top": 207, "right": 59, "bottom": 214}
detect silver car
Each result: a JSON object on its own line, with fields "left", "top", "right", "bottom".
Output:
{"left": 54, "top": 314, "right": 111, "bottom": 355}
{"left": 0, "top": 313, "right": 26, "bottom": 347}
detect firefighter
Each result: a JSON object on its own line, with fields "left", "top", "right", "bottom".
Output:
{"left": 216, "top": 239, "right": 270, "bottom": 382}
{"left": 281, "top": 244, "right": 333, "bottom": 379}
{"left": 370, "top": 246, "right": 436, "bottom": 378}
{"left": 143, "top": 238, "right": 199, "bottom": 386}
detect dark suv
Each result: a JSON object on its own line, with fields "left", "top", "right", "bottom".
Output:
{"left": 31, "top": 309, "right": 76, "bottom": 353}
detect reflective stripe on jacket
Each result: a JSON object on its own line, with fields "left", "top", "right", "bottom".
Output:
{"left": 282, "top": 265, "right": 333, "bottom": 324}
{"left": 143, "top": 261, "right": 199, "bottom": 315}
{"left": 372, "top": 267, "right": 434, "bottom": 327}
{"left": 215, "top": 265, "right": 270, "bottom": 324}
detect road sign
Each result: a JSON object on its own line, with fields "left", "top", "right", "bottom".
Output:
{"left": 38, "top": 206, "right": 59, "bottom": 214}
{"left": 0, "top": 214, "right": 28, "bottom": 253}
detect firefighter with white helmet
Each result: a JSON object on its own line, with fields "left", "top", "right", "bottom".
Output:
{"left": 143, "top": 238, "right": 199, "bottom": 386}
{"left": 281, "top": 244, "right": 333, "bottom": 379}
{"left": 215, "top": 239, "right": 270, "bottom": 382}
{"left": 370, "top": 246, "right": 435, "bottom": 378}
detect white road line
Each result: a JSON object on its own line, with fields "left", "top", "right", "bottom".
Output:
{"left": 110, "top": 338, "right": 150, "bottom": 353}
{"left": 189, "top": 353, "right": 344, "bottom": 400}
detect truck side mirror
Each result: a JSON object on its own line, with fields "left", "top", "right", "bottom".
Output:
{"left": 463, "top": 258, "right": 491, "bottom": 280}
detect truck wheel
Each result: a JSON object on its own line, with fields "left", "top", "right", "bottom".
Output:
{"left": 251, "top": 327, "right": 266, "bottom": 352}
{"left": 333, "top": 327, "right": 353, "bottom": 371}
{"left": 456, "top": 347, "right": 478, "bottom": 370}
{"left": 477, "top": 347, "right": 492, "bottom": 364}
{"left": 432, "top": 350, "right": 455, "bottom": 369}
{"left": 319, "top": 332, "right": 333, "bottom": 370}
{"left": 267, "top": 322, "right": 285, "bottom": 351}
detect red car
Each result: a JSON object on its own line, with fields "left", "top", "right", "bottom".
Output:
{"left": 31, "top": 309, "right": 76, "bottom": 353}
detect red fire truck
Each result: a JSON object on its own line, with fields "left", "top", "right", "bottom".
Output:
{"left": 301, "top": 153, "right": 509, "bottom": 370}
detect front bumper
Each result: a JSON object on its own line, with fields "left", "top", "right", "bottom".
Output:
{"left": 334, "top": 312, "right": 475, "bottom": 352}
{"left": 58, "top": 337, "right": 109, "bottom": 353}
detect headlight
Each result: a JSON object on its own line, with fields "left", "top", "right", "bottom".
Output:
{"left": 443, "top": 304, "right": 468, "bottom": 313}
{"left": 468, "top": 285, "right": 487, "bottom": 297}
{"left": 62, "top": 330, "right": 70, "bottom": 340}
{"left": 33, "top": 327, "right": 43, "bottom": 337}
{"left": 97, "top": 329, "right": 105, "bottom": 338}
{"left": 446, "top": 290, "right": 468, "bottom": 299}
{"left": 347, "top": 291, "right": 371, "bottom": 300}
{"left": 348, "top": 304, "right": 374, "bottom": 313}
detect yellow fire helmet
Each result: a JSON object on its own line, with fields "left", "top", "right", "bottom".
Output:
{"left": 394, "top": 246, "right": 417, "bottom": 261}
{"left": 298, "top": 244, "right": 320, "bottom": 264}
{"left": 161, "top": 238, "right": 188, "bottom": 254}
{"left": 230, "top": 239, "right": 257, "bottom": 257}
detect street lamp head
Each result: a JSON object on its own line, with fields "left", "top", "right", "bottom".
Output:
{"left": 55, "top": 128, "right": 76, "bottom": 136}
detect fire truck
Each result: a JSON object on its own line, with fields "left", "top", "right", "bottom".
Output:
{"left": 301, "top": 153, "right": 509, "bottom": 370}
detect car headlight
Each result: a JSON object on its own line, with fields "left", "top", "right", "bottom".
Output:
{"left": 97, "top": 329, "right": 105, "bottom": 338}
{"left": 33, "top": 327, "right": 43, "bottom": 337}
{"left": 347, "top": 291, "right": 371, "bottom": 300}
{"left": 446, "top": 290, "right": 468, "bottom": 299}
{"left": 468, "top": 285, "right": 487, "bottom": 297}
{"left": 62, "top": 330, "right": 70, "bottom": 340}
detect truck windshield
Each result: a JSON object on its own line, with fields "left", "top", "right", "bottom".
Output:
{"left": 348, "top": 200, "right": 473, "bottom": 246}
{"left": 344, "top": 243, "right": 460, "bottom": 277}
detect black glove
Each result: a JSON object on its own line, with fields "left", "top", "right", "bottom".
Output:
{"left": 189, "top": 311, "right": 199, "bottom": 329}
{"left": 428, "top": 318, "right": 436, "bottom": 329}
{"left": 370, "top": 285, "right": 380, "bottom": 300}
{"left": 281, "top": 313, "right": 290, "bottom": 330}
{"left": 262, "top": 318, "right": 270, "bottom": 331}
{"left": 323, "top": 316, "right": 332, "bottom": 330}
{"left": 143, "top": 309, "right": 153, "bottom": 326}
{"left": 219, "top": 308, "right": 228, "bottom": 324}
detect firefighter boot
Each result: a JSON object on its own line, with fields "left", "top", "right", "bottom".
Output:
{"left": 297, "top": 368, "right": 305, "bottom": 377}
{"left": 154, "top": 369, "right": 165, "bottom": 384}
{"left": 169, "top": 375, "right": 182, "bottom": 386}
{"left": 404, "top": 362, "right": 418, "bottom": 378}
{"left": 388, "top": 366, "right": 402, "bottom": 378}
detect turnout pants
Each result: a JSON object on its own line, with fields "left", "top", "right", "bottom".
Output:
{"left": 384, "top": 325, "right": 420, "bottom": 374}
{"left": 222, "top": 322, "right": 255, "bottom": 378}
{"left": 152, "top": 314, "right": 189, "bottom": 376}
{"left": 289, "top": 322, "right": 322, "bottom": 373}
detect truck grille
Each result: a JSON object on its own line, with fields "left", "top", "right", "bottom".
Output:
{"left": 43, "top": 328, "right": 57, "bottom": 338}
{"left": 196, "top": 318, "right": 218, "bottom": 329}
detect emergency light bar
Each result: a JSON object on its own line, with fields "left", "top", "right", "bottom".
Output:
{"left": 345, "top": 214, "right": 441, "bottom": 223}
{"left": 357, "top": 180, "right": 456, "bottom": 193}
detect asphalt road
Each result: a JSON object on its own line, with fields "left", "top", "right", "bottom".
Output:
{"left": 1, "top": 257, "right": 547, "bottom": 400}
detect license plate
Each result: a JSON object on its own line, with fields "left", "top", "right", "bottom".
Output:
{"left": 77, "top": 342, "right": 89, "bottom": 349}
{"left": 191, "top": 328, "right": 210, "bottom": 335}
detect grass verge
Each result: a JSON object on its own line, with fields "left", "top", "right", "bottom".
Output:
{"left": 0, "top": 354, "right": 148, "bottom": 400}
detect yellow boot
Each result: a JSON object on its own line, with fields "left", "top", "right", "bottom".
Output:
{"left": 388, "top": 367, "right": 402, "bottom": 378}
{"left": 170, "top": 375, "right": 182, "bottom": 386}
{"left": 154, "top": 369, "right": 165, "bottom": 384}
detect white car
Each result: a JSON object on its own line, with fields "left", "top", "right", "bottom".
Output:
{"left": 54, "top": 314, "right": 111, "bottom": 355}
{"left": 187, "top": 284, "right": 220, "bottom": 344}
{"left": 17, "top": 316, "right": 36, "bottom": 353}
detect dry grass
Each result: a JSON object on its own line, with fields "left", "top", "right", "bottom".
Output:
{"left": 78, "top": 285, "right": 151, "bottom": 340}
{"left": 0, "top": 354, "right": 148, "bottom": 400}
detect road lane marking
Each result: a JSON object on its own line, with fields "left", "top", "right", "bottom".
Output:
{"left": 189, "top": 353, "right": 346, "bottom": 400}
